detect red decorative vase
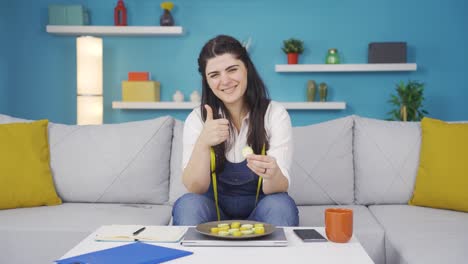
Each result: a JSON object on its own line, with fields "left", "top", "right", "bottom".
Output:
{"left": 114, "top": 0, "right": 127, "bottom": 26}
{"left": 287, "top": 53, "right": 299, "bottom": 64}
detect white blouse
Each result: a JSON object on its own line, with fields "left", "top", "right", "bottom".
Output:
{"left": 182, "top": 101, "right": 293, "bottom": 185}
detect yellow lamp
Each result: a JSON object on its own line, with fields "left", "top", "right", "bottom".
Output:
{"left": 76, "top": 36, "right": 103, "bottom": 125}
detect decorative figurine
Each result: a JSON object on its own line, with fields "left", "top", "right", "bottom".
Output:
{"left": 114, "top": 0, "right": 127, "bottom": 26}
{"left": 190, "top": 90, "right": 201, "bottom": 103}
{"left": 160, "top": 2, "right": 175, "bottom": 26}
{"left": 306, "top": 80, "right": 317, "bottom": 102}
{"left": 173, "top": 90, "right": 184, "bottom": 102}
{"left": 319, "top": 82, "right": 328, "bottom": 102}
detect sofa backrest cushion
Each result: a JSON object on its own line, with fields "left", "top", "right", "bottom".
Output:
{"left": 288, "top": 116, "right": 355, "bottom": 205}
{"left": 1, "top": 114, "right": 174, "bottom": 204}
{"left": 48, "top": 117, "right": 174, "bottom": 204}
{"left": 354, "top": 116, "right": 420, "bottom": 205}
{"left": 169, "top": 119, "right": 187, "bottom": 205}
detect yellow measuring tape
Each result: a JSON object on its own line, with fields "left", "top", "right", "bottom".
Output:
{"left": 210, "top": 145, "right": 265, "bottom": 221}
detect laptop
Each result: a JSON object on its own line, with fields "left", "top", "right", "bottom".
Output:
{"left": 180, "top": 227, "right": 288, "bottom": 247}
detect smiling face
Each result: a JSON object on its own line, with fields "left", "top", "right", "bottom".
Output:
{"left": 205, "top": 53, "right": 248, "bottom": 109}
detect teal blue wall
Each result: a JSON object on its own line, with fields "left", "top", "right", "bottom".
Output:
{"left": 0, "top": 4, "right": 13, "bottom": 113}
{"left": 3, "top": 0, "right": 468, "bottom": 125}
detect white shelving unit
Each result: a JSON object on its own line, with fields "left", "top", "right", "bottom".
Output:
{"left": 46, "top": 25, "right": 184, "bottom": 36}
{"left": 275, "top": 63, "right": 417, "bottom": 72}
{"left": 112, "top": 101, "right": 346, "bottom": 110}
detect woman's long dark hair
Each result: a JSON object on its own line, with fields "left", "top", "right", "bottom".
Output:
{"left": 198, "top": 35, "right": 271, "bottom": 173}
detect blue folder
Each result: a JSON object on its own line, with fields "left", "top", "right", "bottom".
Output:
{"left": 55, "top": 242, "right": 193, "bottom": 264}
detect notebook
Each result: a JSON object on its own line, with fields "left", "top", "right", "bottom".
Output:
{"left": 181, "top": 227, "right": 288, "bottom": 247}
{"left": 94, "top": 225, "right": 187, "bottom": 242}
{"left": 55, "top": 242, "right": 193, "bottom": 264}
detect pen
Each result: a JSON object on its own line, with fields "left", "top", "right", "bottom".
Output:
{"left": 133, "top": 227, "right": 146, "bottom": 236}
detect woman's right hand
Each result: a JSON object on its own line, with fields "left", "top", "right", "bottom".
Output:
{"left": 197, "top": 104, "right": 230, "bottom": 147}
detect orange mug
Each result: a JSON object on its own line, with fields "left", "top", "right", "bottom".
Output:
{"left": 325, "top": 208, "right": 353, "bottom": 243}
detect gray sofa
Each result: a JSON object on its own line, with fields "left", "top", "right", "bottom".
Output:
{"left": 0, "top": 114, "right": 467, "bottom": 264}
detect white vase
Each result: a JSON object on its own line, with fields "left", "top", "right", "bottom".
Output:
{"left": 190, "top": 90, "right": 201, "bottom": 103}
{"left": 173, "top": 90, "right": 184, "bottom": 102}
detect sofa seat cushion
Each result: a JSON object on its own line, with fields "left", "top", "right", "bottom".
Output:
{"left": 298, "top": 205, "right": 385, "bottom": 264}
{"left": 369, "top": 205, "right": 468, "bottom": 264}
{"left": 0, "top": 203, "right": 172, "bottom": 263}
{"left": 0, "top": 202, "right": 172, "bottom": 231}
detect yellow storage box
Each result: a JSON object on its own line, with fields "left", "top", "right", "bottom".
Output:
{"left": 122, "top": 81, "right": 160, "bottom": 102}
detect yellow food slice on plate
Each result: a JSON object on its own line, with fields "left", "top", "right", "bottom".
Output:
{"left": 232, "top": 230, "right": 243, "bottom": 237}
{"left": 218, "top": 226, "right": 229, "bottom": 231}
{"left": 241, "top": 229, "right": 254, "bottom": 235}
{"left": 254, "top": 227, "right": 265, "bottom": 234}
{"left": 218, "top": 231, "right": 229, "bottom": 236}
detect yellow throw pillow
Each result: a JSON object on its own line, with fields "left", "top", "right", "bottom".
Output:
{"left": 409, "top": 117, "right": 468, "bottom": 212}
{"left": 0, "top": 120, "right": 62, "bottom": 209}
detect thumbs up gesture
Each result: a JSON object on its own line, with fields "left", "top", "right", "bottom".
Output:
{"left": 198, "top": 104, "right": 230, "bottom": 147}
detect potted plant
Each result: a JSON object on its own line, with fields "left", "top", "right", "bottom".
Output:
{"left": 387, "top": 80, "right": 428, "bottom": 121}
{"left": 282, "top": 38, "right": 304, "bottom": 64}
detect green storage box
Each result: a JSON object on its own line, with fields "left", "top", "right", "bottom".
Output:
{"left": 48, "top": 5, "right": 89, "bottom": 25}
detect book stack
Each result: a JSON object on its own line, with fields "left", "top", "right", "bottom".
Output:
{"left": 122, "top": 72, "right": 161, "bottom": 102}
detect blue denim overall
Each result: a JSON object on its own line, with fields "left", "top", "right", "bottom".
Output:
{"left": 206, "top": 159, "right": 261, "bottom": 219}
{"left": 172, "top": 152, "right": 299, "bottom": 226}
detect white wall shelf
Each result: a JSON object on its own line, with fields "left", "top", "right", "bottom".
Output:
{"left": 113, "top": 102, "right": 198, "bottom": 110}
{"left": 112, "top": 101, "right": 346, "bottom": 110}
{"left": 275, "top": 63, "right": 417, "bottom": 72}
{"left": 46, "top": 25, "right": 184, "bottom": 36}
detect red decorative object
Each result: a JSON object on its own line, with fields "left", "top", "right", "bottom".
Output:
{"left": 128, "top": 72, "right": 150, "bottom": 81}
{"left": 114, "top": 0, "right": 127, "bottom": 26}
{"left": 287, "top": 53, "right": 299, "bottom": 64}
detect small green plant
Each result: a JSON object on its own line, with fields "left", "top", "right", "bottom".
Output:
{"left": 387, "top": 80, "right": 428, "bottom": 121}
{"left": 282, "top": 38, "right": 304, "bottom": 54}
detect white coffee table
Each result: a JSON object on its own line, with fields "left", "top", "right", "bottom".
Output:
{"left": 59, "top": 226, "right": 374, "bottom": 264}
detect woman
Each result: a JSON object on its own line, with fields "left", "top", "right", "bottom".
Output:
{"left": 172, "top": 35, "right": 299, "bottom": 226}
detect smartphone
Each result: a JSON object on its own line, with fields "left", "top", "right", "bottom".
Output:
{"left": 293, "top": 229, "right": 328, "bottom": 242}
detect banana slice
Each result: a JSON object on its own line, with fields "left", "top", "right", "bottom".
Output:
{"left": 218, "top": 230, "right": 229, "bottom": 236}
{"left": 232, "top": 230, "right": 243, "bottom": 237}
{"left": 218, "top": 226, "right": 229, "bottom": 231}
{"left": 228, "top": 228, "right": 239, "bottom": 234}
{"left": 231, "top": 222, "right": 241, "bottom": 229}
{"left": 217, "top": 223, "right": 229, "bottom": 228}
{"left": 241, "top": 224, "right": 253, "bottom": 229}
{"left": 254, "top": 226, "right": 265, "bottom": 234}
{"left": 241, "top": 229, "right": 254, "bottom": 235}
{"left": 254, "top": 223, "right": 264, "bottom": 228}
{"left": 242, "top": 146, "right": 254, "bottom": 158}
{"left": 210, "top": 227, "right": 219, "bottom": 233}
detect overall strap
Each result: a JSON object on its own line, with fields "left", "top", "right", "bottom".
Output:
{"left": 255, "top": 144, "right": 266, "bottom": 205}
{"left": 210, "top": 145, "right": 266, "bottom": 221}
{"left": 210, "top": 148, "right": 221, "bottom": 221}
